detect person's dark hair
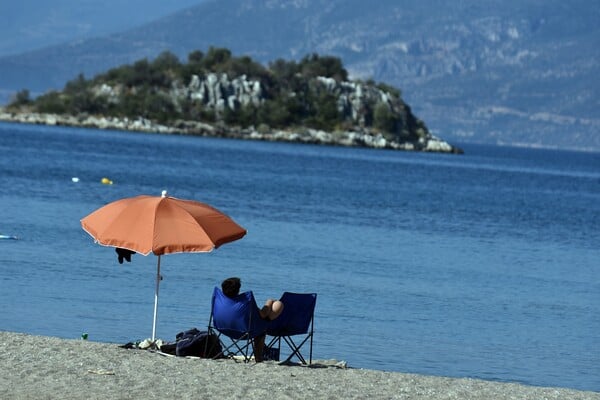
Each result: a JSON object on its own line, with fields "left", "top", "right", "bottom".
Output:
{"left": 221, "top": 277, "right": 241, "bottom": 298}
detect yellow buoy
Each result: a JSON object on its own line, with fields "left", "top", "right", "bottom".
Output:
{"left": 101, "top": 177, "right": 113, "bottom": 185}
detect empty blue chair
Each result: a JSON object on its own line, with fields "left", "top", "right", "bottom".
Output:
{"left": 207, "top": 287, "right": 269, "bottom": 362}
{"left": 266, "top": 292, "right": 317, "bottom": 365}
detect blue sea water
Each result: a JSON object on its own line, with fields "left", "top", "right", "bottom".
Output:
{"left": 0, "top": 121, "right": 598, "bottom": 391}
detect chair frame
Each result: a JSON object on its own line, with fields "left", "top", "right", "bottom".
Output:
{"left": 206, "top": 288, "right": 267, "bottom": 363}
{"left": 265, "top": 292, "right": 317, "bottom": 365}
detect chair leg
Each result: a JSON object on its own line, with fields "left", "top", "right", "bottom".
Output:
{"left": 281, "top": 334, "right": 313, "bottom": 365}
{"left": 209, "top": 331, "right": 254, "bottom": 362}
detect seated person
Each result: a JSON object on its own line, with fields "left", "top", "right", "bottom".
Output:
{"left": 221, "top": 277, "right": 284, "bottom": 361}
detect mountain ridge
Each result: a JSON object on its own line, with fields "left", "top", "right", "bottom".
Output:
{"left": 0, "top": 0, "right": 597, "bottom": 151}
{"left": 0, "top": 0, "right": 206, "bottom": 57}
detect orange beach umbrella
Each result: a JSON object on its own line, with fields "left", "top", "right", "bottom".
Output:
{"left": 81, "top": 191, "right": 246, "bottom": 341}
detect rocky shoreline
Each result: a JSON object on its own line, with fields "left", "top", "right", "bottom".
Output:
{"left": 0, "top": 109, "right": 463, "bottom": 154}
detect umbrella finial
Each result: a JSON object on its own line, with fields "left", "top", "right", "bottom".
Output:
{"left": 161, "top": 190, "right": 168, "bottom": 198}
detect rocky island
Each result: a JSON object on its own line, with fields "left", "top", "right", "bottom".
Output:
{"left": 2, "top": 48, "right": 462, "bottom": 154}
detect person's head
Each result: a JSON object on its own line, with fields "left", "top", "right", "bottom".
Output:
{"left": 221, "top": 277, "right": 241, "bottom": 298}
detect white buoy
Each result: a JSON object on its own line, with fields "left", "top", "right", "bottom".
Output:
{"left": 71, "top": 177, "right": 80, "bottom": 182}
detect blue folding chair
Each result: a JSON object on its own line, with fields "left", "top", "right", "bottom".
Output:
{"left": 266, "top": 292, "right": 317, "bottom": 365}
{"left": 207, "top": 287, "right": 269, "bottom": 362}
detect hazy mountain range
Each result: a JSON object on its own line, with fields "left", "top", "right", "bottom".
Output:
{"left": 0, "top": 0, "right": 206, "bottom": 56}
{"left": 1, "top": 0, "right": 598, "bottom": 151}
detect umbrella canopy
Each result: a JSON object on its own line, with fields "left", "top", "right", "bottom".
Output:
{"left": 81, "top": 191, "right": 246, "bottom": 341}
{"left": 81, "top": 193, "right": 246, "bottom": 256}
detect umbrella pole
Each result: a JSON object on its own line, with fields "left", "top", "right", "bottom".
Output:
{"left": 152, "top": 255, "right": 161, "bottom": 342}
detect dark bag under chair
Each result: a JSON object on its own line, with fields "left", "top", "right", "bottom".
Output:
{"left": 174, "top": 328, "right": 222, "bottom": 358}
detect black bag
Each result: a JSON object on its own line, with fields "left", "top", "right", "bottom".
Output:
{"left": 175, "top": 328, "right": 222, "bottom": 358}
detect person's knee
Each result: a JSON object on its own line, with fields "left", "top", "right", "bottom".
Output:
{"left": 271, "top": 300, "right": 284, "bottom": 319}
{"left": 264, "top": 299, "right": 274, "bottom": 308}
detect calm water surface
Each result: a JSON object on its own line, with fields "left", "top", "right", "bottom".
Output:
{"left": 0, "top": 122, "right": 598, "bottom": 391}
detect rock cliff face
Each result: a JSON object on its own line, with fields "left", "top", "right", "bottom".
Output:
{"left": 171, "top": 73, "right": 420, "bottom": 129}
{"left": 171, "top": 73, "right": 264, "bottom": 112}
{"left": 313, "top": 76, "right": 424, "bottom": 138}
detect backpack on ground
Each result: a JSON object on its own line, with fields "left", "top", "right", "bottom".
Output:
{"left": 174, "top": 328, "right": 222, "bottom": 358}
